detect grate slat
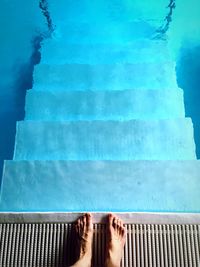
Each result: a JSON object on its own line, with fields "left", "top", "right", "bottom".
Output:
{"left": 190, "top": 225, "right": 197, "bottom": 267}
{"left": 186, "top": 224, "right": 193, "bottom": 266}
{"left": 0, "top": 224, "right": 5, "bottom": 266}
{"left": 166, "top": 224, "right": 172, "bottom": 266}
{"left": 139, "top": 224, "right": 144, "bottom": 267}
{"left": 6, "top": 224, "right": 13, "bottom": 267}
{"left": 49, "top": 224, "right": 54, "bottom": 266}
{"left": 10, "top": 224, "right": 16, "bottom": 267}
{"left": 19, "top": 223, "right": 25, "bottom": 267}
{"left": 155, "top": 224, "right": 160, "bottom": 266}
{"left": 171, "top": 224, "right": 177, "bottom": 267}
{"left": 151, "top": 224, "right": 156, "bottom": 266}
{"left": 63, "top": 224, "right": 68, "bottom": 267}
{"left": 30, "top": 224, "right": 36, "bottom": 267}
{"left": 59, "top": 224, "right": 64, "bottom": 267}
{"left": 127, "top": 224, "right": 132, "bottom": 267}
{"left": 55, "top": 224, "right": 60, "bottom": 267}
{"left": 124, "top": 224, "right": 129, "bottom": 267}
{"left": 174, "top": 225, "right": 180, "bottom": 266}
{"left": 178, "top": 224, "right": 185, "bottom": 266}
{"left": 0, "top": 222, "right": 200, "bottom": 266}
{"left": 143, "top": 224, "right": 148, "bottom": 267}
{"left": 36, "top": 224, "right": 42, "bottom": 267}
{"left": 147, "top": 224, "right": 153, "bottom": 267}
{"left": 159, "top": 224, "right": 165, "bottom": 266}
{"left": 15, "top": 224, "right": 21, "bottom": 267}
{"left": 131, "top": 224, "right": 137, "bottom": 267}
{"left": 3, "top": 224, "right": 10, "bottom": 267}
{"left": 163, "top": 224, "right": 169, "bottom": 267}
{"left": 194, "top": 225, "right": 200, "bottom": 266}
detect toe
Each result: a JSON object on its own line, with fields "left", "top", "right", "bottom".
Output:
{"left": 117, "top": 219, "right": 121, "bottom": 234}
{"left": 77, "top": 218, "right": 81, "bottom": 235}
{"left": 77, "top": 218, "right": 81, "bottom": 229}
{"left": 108, "top": 213, "right": 114, "bottom": 232}
{"left": 82, "top": 214, "right": 87, "bottom": 233}
{"left": 113, "top": 217, "right": 118, "bottom": 229}
{"left": 108, "top": 213, "right": 114, "bottom": 222}
{"left": 119, "top": 219, "right": 125, "bottom": 235}
{"left": 80, "top": 216, "right": 84, "bottom": 231}
{"left": 83, "top": 214, "right": 87, "bottom": 224}
{"left": 119, "top": 219, "right": 123, "bottom": 231}
{"left": 86, "top": 213, "right": 93, "bottom": 231}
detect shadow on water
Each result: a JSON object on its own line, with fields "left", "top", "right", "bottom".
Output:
{"left": 0, "top": 36, "right": 43, "bottom": 185}
{"left": 176, "top": 45, "right": 200, "bottom": 159}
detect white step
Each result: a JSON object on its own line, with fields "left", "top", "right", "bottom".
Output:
{"left": 25, "top": 89, "right": 185, "bottom": 121}
{"left": 51, "top": 21, "right": 157, "bottom": 44}
{"left": 49, "top": 1, "right": 165, "bottom": 25}
{"left": 33, "top": 62, "right": 178, "bottom": 91}
{"left": 1, "top": 160, "right": 200, "bottom": 211}
{"left": 14, "top": 119, "right": 196, "bottom": 160}
{"left": 40, "top": 40, "right": 171, "bottom": 64}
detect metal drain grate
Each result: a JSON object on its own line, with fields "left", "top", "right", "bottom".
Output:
{"left": 0, "top": 223, "right": 200, "bottom": 267}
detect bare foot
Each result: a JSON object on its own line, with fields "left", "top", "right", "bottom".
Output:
{"left": 72, "top": 213, "right": 93, "bottom": 267}
{"left": 105, "top": 214, "right": 126, "bottom": 267}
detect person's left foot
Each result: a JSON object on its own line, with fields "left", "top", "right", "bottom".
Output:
{"left": 74, "top": 213, "right": 93, "bottom": 267}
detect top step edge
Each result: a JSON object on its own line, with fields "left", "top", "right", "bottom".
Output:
{"left": 17, "top": 117, "right": 192, "bottom": 125}
{"left": 27, "top": 87, "right": 184, "bottom": 95}
{"left": 41, "top": 39, "right": 168, "bottom": 46}
{"left": 53, "top": 19, "right": 163, "bottom": 31}
{"left": 4, "top": 159, "right": 200, "bottom": 163}
{"left": 31, "top": 86, "right": 181, "bottom": 92}
{"left": 54, "top": 19, "right": 161, "bottom": 25}
{"left": 35, "top": 61, "right": 176, "bottom": 67}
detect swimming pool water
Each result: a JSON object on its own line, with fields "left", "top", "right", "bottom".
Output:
{"left": 0, "top": 0, "right": 200, "bottom": 212}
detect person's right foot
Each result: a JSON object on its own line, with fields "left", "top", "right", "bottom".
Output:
{"left": 105, "top": 214, "right": 126, "bottom": 267}
{"left": 74, "top": 213, "right": 93, "bottom": 267}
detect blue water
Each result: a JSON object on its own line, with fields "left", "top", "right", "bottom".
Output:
{"left": 0, "top": 0, "right": 200, "bottom": 186}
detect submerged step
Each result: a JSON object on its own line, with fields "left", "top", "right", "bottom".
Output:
{"left": 50, "top": 21, "right": 156, "bottom": 44}
{"left": 49, "top": 1, "right": 165, "bottom": 26}
{"left": 40, "top": 40, "right": 171, "bottom": 64}
{"left": 25, "top": 89, "right": 185, "bottom": 121}
{"left": 1, "top": 160, "right": 200, "bottom": 211}
{"left": 14, "top": 119, "right": 196, "bottom": 160}
{"left": 33, "top": 62, "right": 178, "bottom": 91}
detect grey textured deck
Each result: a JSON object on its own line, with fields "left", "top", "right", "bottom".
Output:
{"left": 0, "top": 213, "right": 200, "bottom": 267}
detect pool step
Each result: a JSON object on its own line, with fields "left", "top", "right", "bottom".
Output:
{"left": 25, "top": 89, "right": 185, "bottom": 121}
{"left": 1, "top": 160, "right": 200, "bottom": 211}
{"left": 51, "top": 21, "right": 156, "bottom": 44}
{"left": 49, "top": 0, "right": 165, "bottom": 25}
{"left": 14, "top": 119, "right": 196, "bottom": 160}
{"left": 40, "top": 40, "right": 171, "bottom": 64}
{"left": 33, "top": 62, "right": 178, "bottom": 91}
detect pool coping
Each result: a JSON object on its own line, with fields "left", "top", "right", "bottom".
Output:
{"left": 0, "top": 212, "right": 200, "bottom": 224}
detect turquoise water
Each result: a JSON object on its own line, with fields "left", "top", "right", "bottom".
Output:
{"left": 0, "top": 0, "right": 200, "bottom": 212}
